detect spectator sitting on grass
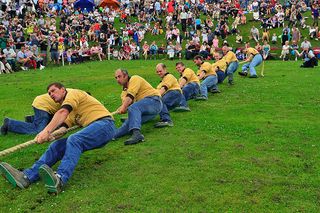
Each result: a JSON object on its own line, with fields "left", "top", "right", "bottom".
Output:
{"left": 167, "top": 41, "right": 175, "bottom": 60}
{"left": 308, "top": 26, "right": 317, "bottom": 39}
{"left": 90, "top": 44, "right": 103, "bottom": 61}
{"left": 142, "top": 41, "right": 149, "bottom": 60}
{"left": 175, "top": 42, "right": 182, "bottom": 60}
{"left": 16, "top": 46, "right": 30, "bottom": 70}
{"left": 130, "top": 42, "right": 139, "bottom": 60}
{"left": 123, "top": 42, "right": 131, "bottom": 60}
{"left": 0, "top": 49, "right": 13, "bottom": 74}
{"left": 199, "top": 42, "right": 210, "bottom": 59}
{"left": 300, "top": 48, "right": 318, "bottom": 68}
{"left": 250, "top": 25, "right": 260, "bottom": 42}
{"left": 3, "top": 45, "right": 16, "bottom": 71}
{"left": 279, "top": 41, "right": 290, "bottom": 61}
{"left": 236, "top": 33, "right": 243, "bottom": 44}
{"left": 262, "top": 41, "right": 270, "bottom": 60}
{"left": 31, "top": 45, "right": 45, "bottom": 70}
{"left": 290, "top": 40, "right": 300, "bottom": 61}
{"left": 149, "top": 41, "right": 158, "bottom": 60}
{"left": 300, "top": 37, "right": 312, "bottom": 50}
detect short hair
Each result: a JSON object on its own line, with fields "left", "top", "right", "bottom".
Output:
{"left": 176, "top": 62, "right": 185, "bottom": 67}
{"left": 47, "top": 82, "right": 65, "bottom": 91}
{"left": 157, "top": 63, "right": 166, "bottom": 69}
{"left": 116, "top": 68, "right": 129, "bottom": 77}
{"left": 193, "top": 55, "right": 203, "bottom": 60}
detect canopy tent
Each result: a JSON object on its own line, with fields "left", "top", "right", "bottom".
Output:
{"left": 74, "top": 0, "right": 95, "bottom": 12}
{"left": 99, "top": 0, "right": 120, "bottom": 10}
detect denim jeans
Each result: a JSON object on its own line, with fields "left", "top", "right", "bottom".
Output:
{"left": 160, "top": 90, "right": 182, "bottom": 122}
{"left": 24, "top": 118, "right": 116, "bottom": 184}
{"left": 242, "top": 54, "right": 262, "bottom": 76}
{"left": 180, "top": 82, "right": 199, "bottom": 107}
{"left": 226, "top": 61, "right": 239, "bottom": 81}
{"left": 114, "top": 96, "right": 163, "bottom": 138}
{"left": 200, "top": 75, "right": 218, "bottom": 98}
{"left": 7, "top": 107, "right": 52, "bottom": 134}
{"left": 216, "top": 70, "right": 226, "bottom": 83}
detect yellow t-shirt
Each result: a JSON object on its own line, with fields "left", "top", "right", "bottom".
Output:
{"left": 223, "top": 51, "right": 238, "bottom": 64}
{"left": 196, "top": 62, "right": 217, "bottom": 77}
{"left": 32, "top": 94, "right": 61, "bottom": 115}
{"left": 212, "top": 58, "right": 228, "bottom": 72}
{"left": 247, "top": 47, "right": 259, "bottom": 56}
{"left": 179, "top": 68, "right": 200, "bottom": 85}
{"left": 156, "top": 73, "right": 182, "bottom": 95}
{"left": 121, "top": 75, "right": 160, "bottom": 102}
{"left": 58, "top": 43, "right": 64, "bottom": 51}
{"left": 63, "top": 89, "right": 112, "bottom": 127}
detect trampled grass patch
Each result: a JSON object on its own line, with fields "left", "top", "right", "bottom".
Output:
{"left": 0, "top": 60, "right": 319, "bottom": 211}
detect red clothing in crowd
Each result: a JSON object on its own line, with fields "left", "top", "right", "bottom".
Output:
{"left": 167, "top": 1, "right": 174, "bottom": 13}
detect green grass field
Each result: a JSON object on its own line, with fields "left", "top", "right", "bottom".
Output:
{"left": 0, "top": 60, "right": 319, "bottom": 212}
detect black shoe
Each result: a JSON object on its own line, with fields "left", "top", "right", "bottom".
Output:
{"left": 209, "top": 89, "right": 221, "bottom": 94}
{"left": 124, "top": 133, "right": 145, "bottom": 145}
{"left": 172, "top": 106, "right": 191, "bottom": 112}
{"left": 195, "top": 95, "right": 208, "bottom": 101}
{"left": 0, "top": 118, "right": 9, "bottom": 135}
{"left": 39, "top": 164, "right": 63, "bottom": 194}
{"left": 249, "top": 74, "right": 258, "bottom": 78}
{"left": 228, "top": 80, "right": 234, "bottom": 85}
{"left": 0, "top": 162, "right": 30, "bottom": 189}
{"left": 238, "top": 72, "right": 248, "bottom": 77}
{"left": 24, "top": 115, "right": 34, "bottom": 123}
{"left": 154, "top": 121, "right": 174, "bottom": 128}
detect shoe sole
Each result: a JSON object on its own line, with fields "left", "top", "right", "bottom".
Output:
{"left": 154, "top": 124, "right": 174, "bottom": 128}
{"left": 172, "top": 108, "right": 191, "bottom": 112}
{"left": 0, "top": 163, "right": 26, "bottom": 189}
{"left": 38, "top": 165, "right": 59, "bottom": 193}
{"left": 124, "top": 138, "right": 145, "bottom": 145}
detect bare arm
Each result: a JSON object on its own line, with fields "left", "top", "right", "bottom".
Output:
{"left": 179, "top": 78, "right": 187, "bottom": 88}
{"left": 117, "top": 96, "right": 133, "bottom": 114}
{"left": 36, "top": 108, "right": 70, "bottom": 144}
{"left": 246, "top": 54, "right": 253, "bottom": 62}
{"left": 159, "top": 87, "right": 167, "bottom": 96}
{"left": 198, "top": 71, "right": 206, "bottom": 80}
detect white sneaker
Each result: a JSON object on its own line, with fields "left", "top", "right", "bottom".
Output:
{"left": 40, "top": 65, "right": 45, "bottom": 70}
{"left": 20, "top": 66, "right": 26, "bottom": 71}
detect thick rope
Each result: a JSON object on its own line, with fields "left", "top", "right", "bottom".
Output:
{"left": 0, "top": 111, "right": 118, "bottom": 157}
{"left": 0, "top": 125, "right": 80, "bottom": 157}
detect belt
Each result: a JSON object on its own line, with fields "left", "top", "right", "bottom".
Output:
{"left": 146, "top": 95, "right": 161, "bottom": 101}
{"left": 96, "top": 116, "right": 113, "bottom": 121}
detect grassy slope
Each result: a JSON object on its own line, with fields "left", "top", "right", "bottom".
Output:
{"left": 115, "top": 11, "right": 319, "bottom": 50}
{"left": 0, "top": 60, "right": 320, "bottom": 211}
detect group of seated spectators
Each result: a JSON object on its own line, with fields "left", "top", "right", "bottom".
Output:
{"left": 0, "top": 0, "right": 319, "bottom": 74}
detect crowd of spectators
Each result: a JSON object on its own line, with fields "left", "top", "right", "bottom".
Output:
{"left": 0, "top": 0, "right": 319, "bottom": 74}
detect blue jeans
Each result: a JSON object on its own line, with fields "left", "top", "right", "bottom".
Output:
{"left": 226, "top": 61, "right": 239, "bottom": 75}
{"left": 226, "top": 61, "right": 239, "bottom": 81}
{"left": 115, "top": 96, "right": 163, "bottom": 138}
{"left": 160, "top": 90, "right": 182, "bottom": 122}
{"left": 180, "top": 82, "right": 199, "bottom": 107}
{"left": 200, "top": 75, "right": 218, "bottom": 98}
{"left": 7, "top": 107, "right": 52, "bottom": 134}
{"left": 242, "top": 54, "right": 262, "bottom": 76}
{"left": 216, "top": 70, "right": 226, "bottom": 83}
{"left": 24, "top": 118, "right": 116, "bottom": 184}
